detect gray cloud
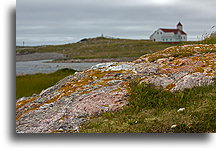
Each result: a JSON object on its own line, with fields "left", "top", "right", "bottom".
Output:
{"left": 16, "top": 0, "right": 215, "bottom": 45}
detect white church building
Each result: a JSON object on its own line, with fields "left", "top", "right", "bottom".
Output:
{"left": 150, "top": 22, "right": 187, "bottom": 42}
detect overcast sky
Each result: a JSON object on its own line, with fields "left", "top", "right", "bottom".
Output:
{"left": 16, "top": 0, "right": 215, "bottom": 46}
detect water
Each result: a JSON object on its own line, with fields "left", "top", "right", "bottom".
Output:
{"left": 16, "top": 60, "right": 99, "bottom": 75}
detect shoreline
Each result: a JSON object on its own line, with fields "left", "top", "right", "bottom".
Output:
{"left": 16, "top": 52, "right": 138, "bottom": 63}
{"left": 47, "top": 57, "right": 138, "bottom": 63}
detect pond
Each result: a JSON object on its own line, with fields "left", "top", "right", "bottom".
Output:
{"left": 16, "top": 60, "right": 99, "bottom": 75}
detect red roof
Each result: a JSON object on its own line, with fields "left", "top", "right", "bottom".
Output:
{"left": 160, "top": 28, "right": 187, "bottom": 35}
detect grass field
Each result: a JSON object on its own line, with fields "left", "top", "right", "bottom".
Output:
{"left": 16, "top": 68, "right": 76, "bottom": 99}
{"left": 16, "top": 37, "right": 200, "bottom": 60}
{"left": 79, "top": 81, "right": 216, "bottom": 133}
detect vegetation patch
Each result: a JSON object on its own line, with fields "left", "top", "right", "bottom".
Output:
{"left": 16, "top": 68, "right": 76, "bottom": 99}
{"left": 200, "top": 32, "right": 216, "bottom": 44}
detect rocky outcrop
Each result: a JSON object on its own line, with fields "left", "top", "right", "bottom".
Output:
{"left": 16, "top": 44, "right": 215, "bottom": 133}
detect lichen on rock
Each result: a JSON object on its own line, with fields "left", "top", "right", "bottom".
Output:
{"left": 16, "top": 44, "right": 216, "bottom": 133}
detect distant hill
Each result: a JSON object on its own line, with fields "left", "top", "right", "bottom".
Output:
{"left": 16, "top": 37, "right": 199, "bottom": 60}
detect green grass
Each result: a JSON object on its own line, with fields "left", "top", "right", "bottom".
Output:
{"left": 79, "top": 81, "right": 215, "bottom": 133}
{"left": 200, "top": 33, "right": 216, "bottom": 44}
{"left": 16, "top": 68, "right": 76, "bottom": 99}
{"left": 16, "top": 37, "right": 199, "bottom": 59}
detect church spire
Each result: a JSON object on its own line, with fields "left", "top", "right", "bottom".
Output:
{"left": 177, "top": 22, "right": 183, "bottom": 31}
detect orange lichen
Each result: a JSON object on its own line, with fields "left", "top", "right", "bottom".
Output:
{"left": 111, "top": 87, "right": 123, "bottom": 92}
{"left": 16, "top": 97, "right": 36, "bottom": 110}
{"left": 205, "top": 73, "right": 214, "bottom": 76}
{"left": 79, "top": 90, "right": 92, "bottom": 95}
{"left": 51, "top": 129, "right": 64, "bottom": 133}
{"left": 88, "top": 70, "right": 107, "bottom": 79}
{"left": 16, "top": 94, "right": 62, "bottom": 120}
{"left": 166, "top": 83, "right": 176, "bottom": 90}
{"left": 16, "top": 106, "right": 39, "bottom": 120}
{"left": 195, "top": 67, "right": 204, "bottom": 73}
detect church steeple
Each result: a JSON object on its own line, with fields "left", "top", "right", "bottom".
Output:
{"left": 177, "top": 22, "right": 183, "bottom": 31}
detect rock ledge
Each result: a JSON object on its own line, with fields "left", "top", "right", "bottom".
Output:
{"left": 16, "top": 44, "right": 215, "bottom": 133}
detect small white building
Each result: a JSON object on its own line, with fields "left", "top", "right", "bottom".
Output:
{"left": 150, "top": 22, "right": 187, "bottom": 42}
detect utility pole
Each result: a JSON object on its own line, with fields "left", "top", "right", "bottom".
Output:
{"left": 23, "top": 41, "right": 25, "bottom": 47}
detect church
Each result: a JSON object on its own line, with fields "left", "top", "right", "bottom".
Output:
{"left": 150, "top": 22, "right": 187, "bottom": 42}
